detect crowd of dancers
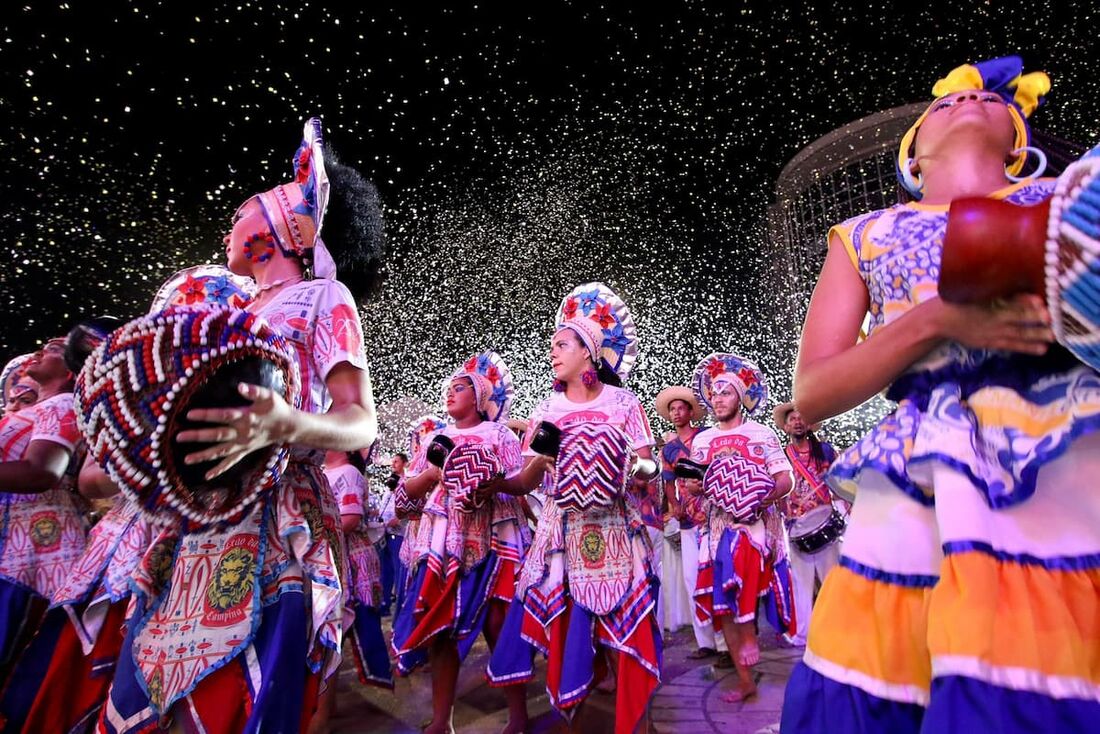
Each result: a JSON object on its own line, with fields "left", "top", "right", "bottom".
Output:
{"left": 0, "top": 54, "right": 1096, "bottom": 734}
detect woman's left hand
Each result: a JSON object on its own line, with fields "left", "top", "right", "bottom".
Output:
{"left": 176, "top": 382, "right": 295, "bottom": 480}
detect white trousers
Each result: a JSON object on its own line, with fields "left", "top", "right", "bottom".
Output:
{"left": 680, "top": 527, "right": 726, "bottom": 652}
{"left": 788, "top": 540, "right": 841, "bottom": 645}
{"left": 659, "top": 526, "right": 692, "bottom": 632}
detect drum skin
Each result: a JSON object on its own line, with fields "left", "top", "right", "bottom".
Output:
{"left": 789, "top": 505, "right": 846, "bottom": 555}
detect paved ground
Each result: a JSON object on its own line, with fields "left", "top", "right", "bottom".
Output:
{"left": 329, "top": 621, "right": 798, "bottom": 733}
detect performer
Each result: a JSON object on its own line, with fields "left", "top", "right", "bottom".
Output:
{"left": 0, "top": 355, "right": 39, "bottom": 418}
{"left": 99, "top": 118, "right": 385, "bottom": 734}
{"left": 0, "top": 318, "right": 116, "bottom": 729}
{"left": 683, "top": 353, "right": 794, "bottom": 704}
{"left": 326, "top": 448, "right": 391, "bottom": 687}
{"left": 781, "top": 57, "right": 1099, "bottom": 733}
{"left": 656, "top": 385, "right": 729, "bottom": 661}
{"left": 392, "top": 351, "right": 529, "bottom": 734}
{"left": 392, "top": 417, "right": 446, "bottom": 624}
{"left": 309, "top": 450, "right": 392, "bottom": 734}
{"left": 772, "top": 402, "right": 843, "bottom": 647}
{"left": 378, "top": 451, "right": 408, "bottom": 615}
{"left": 487, "top": 282, "right": 661, "bottom": 734}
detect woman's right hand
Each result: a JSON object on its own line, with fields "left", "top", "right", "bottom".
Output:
{"left": 931, "top": 293, "right": 1054, "bottom": 355}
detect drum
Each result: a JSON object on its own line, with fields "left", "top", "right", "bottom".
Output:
{"left": 789, "top": 505, "right": 846, "bottom": 555}
{"left": 75, "top": 305, "right": 300, "bottom": 528}
{"left": 673, "top": 457, "right": 707, "bottom": 481}
{"left": 939, "top": 144, "right": 1100, "bottom": 371}
{"left": 702, "top": 453, "right": 773, "bottom": 523}
{"left": 553, "top": 423, "right": 630, "bottom": 513}
{"left": 441, "top": 443, "right": 501, "bottom": 513}
{"left": 393, "top": 478, "right": 426, "bottom": 517}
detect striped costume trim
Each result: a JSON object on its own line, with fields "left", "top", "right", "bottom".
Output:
{"left": 804, "top": 648, "right": 930, "bottom": 707}
{"left": 932, "top": 654, "right": 1100, "bottom": 703}
{"left": 839, "top": 556, "right": 940, "bottom": 588}
{"left": 942, "top": 541, "right": 1100, "bottom": 571}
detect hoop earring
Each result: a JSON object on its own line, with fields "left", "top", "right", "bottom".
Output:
{"left": 1006, "top": 146, "right": 1048, "bottom": 182}
{"left": 243, "top": 232, "right": 275, "bottom": 263}
{"left": 899, "top": 160, "right": 924, "bottom": 199}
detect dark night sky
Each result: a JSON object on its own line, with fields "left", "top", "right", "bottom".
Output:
{"left": 3, "top": 1, "right": 1098, "bottom": 442}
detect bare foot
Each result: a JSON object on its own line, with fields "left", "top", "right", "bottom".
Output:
{"left": 720, "top": 683, "right": 758, "bottom": 704}
{"left": 500, "top": 718, "right": 529, "bottom": 734}
{"left": 738, "top": 637, "right": 760, "bottom": 667}
{"left": 422, "top": 721, "right": 454, "bottom": 734}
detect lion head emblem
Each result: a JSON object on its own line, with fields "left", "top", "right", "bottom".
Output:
{"left": 580, "top": 528, "right": 606, "bottom": 565}
{"left": 206, "top": 546, "right": 255, "bottom": 612}
{"left": 29, "top": 514, "right": 61, "bottom": 549}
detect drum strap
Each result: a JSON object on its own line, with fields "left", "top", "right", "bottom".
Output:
{"left": 786, "top": 445, "right": 832, "bottom": 506}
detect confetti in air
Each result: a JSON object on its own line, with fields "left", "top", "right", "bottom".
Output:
{"left": 3, "top": 2, "right": 1099, "bottom": 449}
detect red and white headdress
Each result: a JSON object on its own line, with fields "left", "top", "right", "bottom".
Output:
{"left": 255, "top": 118, "right": 337, "bottom": 278}
{"left": 692, "top": 352, "right": 768, "bottom": 417}
{"left": 554, "top": 282, "right": 638, "bottom": 381}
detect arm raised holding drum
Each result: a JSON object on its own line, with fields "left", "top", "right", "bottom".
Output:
{"left": 780, "top": 58, "right": 1100, "bottom": 733}
{"left": 795, "top": 243, "right": 1051, "bottom": 426}
{"left": 178, "top": 346, "right": 379, "bottom": 480}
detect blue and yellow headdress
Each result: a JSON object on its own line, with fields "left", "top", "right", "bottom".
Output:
{"left": 898, "top": 56, "right": 1051, "bottom": 198}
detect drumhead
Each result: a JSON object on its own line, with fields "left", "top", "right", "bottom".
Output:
{"left": 790, "top": 504, "right": 834, "bottom": 538}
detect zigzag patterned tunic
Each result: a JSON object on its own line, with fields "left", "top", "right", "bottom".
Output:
{"left": 689, "top": 421, "right": 796, "bottom": 634}
{"left": 487, "top": 385, "right": 661, "bottom": 734}
{"left": 391, "top": 421, "right": 528, "bottom": 673}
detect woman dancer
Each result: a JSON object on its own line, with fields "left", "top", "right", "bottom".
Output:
{"left": 392, "top": 351, "right": 529, "bottom": 734}
{"left": 781, "top": 57, "right": 1099, "bottom": 733}
{"left": 99, "top": 118, "right": 385, "bottom": 734}
{"left": 487, "top": 282, "right": 661, "bottom": 734}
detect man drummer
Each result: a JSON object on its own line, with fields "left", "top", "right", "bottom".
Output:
{"left": 682, "top": 354, "right": 794, "bottom": 703}
{"left": 773, "top": 401, "right": 845, "bottom": 646}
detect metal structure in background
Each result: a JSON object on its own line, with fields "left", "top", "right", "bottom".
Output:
{"left": 770, "top": 102, "right": 1087, "bottom": 307}
{"left": 767, "top": 103, "right": 1086, "bottom": 445}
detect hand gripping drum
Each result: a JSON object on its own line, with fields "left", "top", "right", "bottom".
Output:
{"left": 441, "top": 443, "right": 502, "bottom": 514}
{"left": 74, "top": 305, "right": 300, "bottom": 529}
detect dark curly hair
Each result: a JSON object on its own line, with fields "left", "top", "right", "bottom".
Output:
{"left": 317, "top": 145, "right": 386, "bottom": 301}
